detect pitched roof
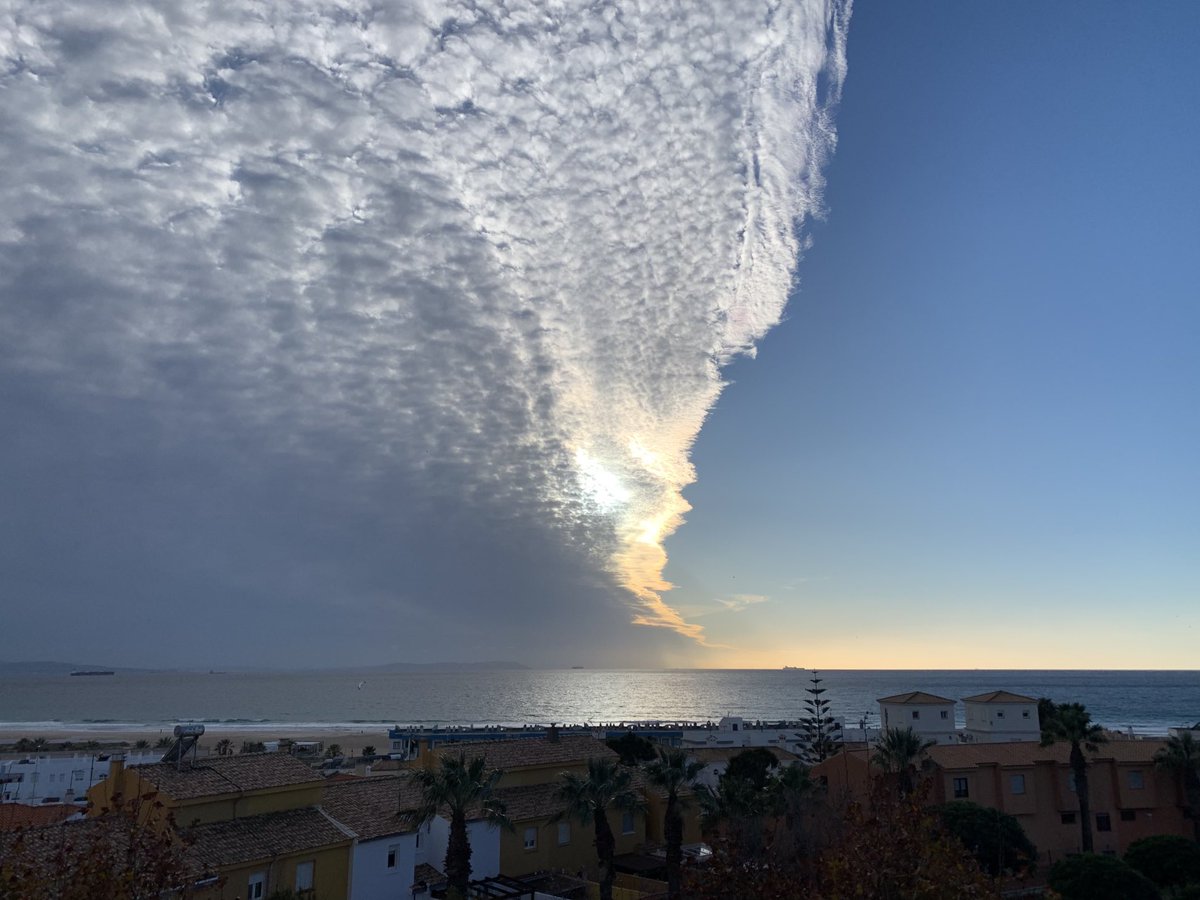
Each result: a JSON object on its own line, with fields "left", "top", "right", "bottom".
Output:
{"left": 494, "top": 782, "right": 568, "bottom": 822}
{"left": 187, "top": 807, "right": 351, "bottom": 870}
{"left": 877, "top": 691, "right": 955, "bottom": 705}
{"left": 0, "top": 803, "right": 81, "bottom": 832}
{"left": 961, "top": 691, "right": 1038, "bottom": 704}
{"left": 433, "top": 734, "right": 617, "bottom": 771}
{"left": 323, "top": 775, "right": 426, "bottom": 841}
{"left": 927, "top": 739, "right": 1168, "bottom": 769}
{"left": 129, "top": 753, "right": 322, "bottom": 800}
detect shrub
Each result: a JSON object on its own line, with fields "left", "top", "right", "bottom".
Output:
{"left": 1047, "top": 853, "right": 1160, "bottom": 900}
{"left": 936, "top": 800, "right": 1037, "bottom": 876}
{"left": 1124, "top": 834, "right": 1200, "bottom": 888}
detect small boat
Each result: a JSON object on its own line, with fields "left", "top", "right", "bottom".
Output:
{"left": 70, "top": 670, "right": 115, "bottom": 676}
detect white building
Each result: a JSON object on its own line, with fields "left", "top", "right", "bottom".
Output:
{"left": 877, "top": 692, "right": 958, "bottom": 744}
{"left": 322, "top": 775, "right": 500, "bottom": 900}
{"left": 679, "top": 716, "right": 812, "bottom": 756}
{"left": 961, "top": 691, "right": 1040, "bottom": 742}
{"left": 1, "top": 752, "right": 162, "bottom": 804}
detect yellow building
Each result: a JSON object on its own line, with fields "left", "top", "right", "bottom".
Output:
{"left": 87, "top": 753, "right": 353, "bottom": 899}
{"left": 409, "top": 733, "right": 700, "bottom": 884}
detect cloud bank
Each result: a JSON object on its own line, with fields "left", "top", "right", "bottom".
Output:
{"left": 0, "top": 0, "right": 849, "bottom": 664}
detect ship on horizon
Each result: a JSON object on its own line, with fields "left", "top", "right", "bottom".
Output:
{"left": 70, "top": 670, "right": 115, "bottom": 676}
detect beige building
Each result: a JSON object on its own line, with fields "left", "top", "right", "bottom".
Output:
{"left": 814, "top": 739, "right": 1192, "bottom": 863}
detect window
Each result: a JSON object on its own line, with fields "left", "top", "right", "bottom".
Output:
{"left": 1067, "top": 773, "right": 1076, "bottom": 793}
{"left": 1010, "top": 774, "right": 1026, "bottom": 795}
{"left": 1096, "top": 813, "right": 1112, "bottom": 832}
{"left": 953, "top": 777, "right": 969, "bottom": 799}
{"left": 1022, "top": 709, "right": 1031, "bottom": 719}
{"left": 295, "top": 861, "right": 314, "bottom": 892}
{"left": 996, "top": 710, "right": 1005, "bottom": 719}
{"left": 1128, "top": 770, "right": 1145, "bottom": 790}
{"left": 247, "top": 873, "right": 266, "bottom": 900}
{"left": 1120, "top": 810, "right": 1136, "bottom": 822}
{"left": 940, "top": 710, "right": 949, "bottom": 720}
{"left": 912, "top": 710, "right": 920, "bottom": 720}
{"left": 557, "top": 822, "right": 571, "bottom": 846}
{"left": 1061, "top": 812, "right": 1076, "bottom": 825}
{"left": 415, "top": 829, "right": 422, "bottom": 849}
{"left": 386, "top": 845, "right": 398, "bottom": 869}
{"left": 621, "top": 811, "right": 636, "bottom": 835}
{"left": 524, "top": 827, "right": 538, "bottom": 850}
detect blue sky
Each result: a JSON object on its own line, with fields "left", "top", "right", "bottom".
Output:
{"left": 668, "top": 2, "right": 1200, "bottom": 667}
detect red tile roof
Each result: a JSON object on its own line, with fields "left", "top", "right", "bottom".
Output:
{"left": 433, "top": 735, "right": 617, "bottom": 771}
{"left": 186, "top": 807, "right": 351, "bottom": 870}
{"left": 961, "top": 691, "right": 1038, "bottom": 704}
{"left": 0, "top": 803, "right": 81, "bottom": 831}
{"left": 129, "top": 753, "right": 322, "bottom": 800}
{"left": 323, "top": 775, "right": 426, "bottom": 841}
{"left": 927, "top": 739, "right": 1167, "bottom": 769}
{"left": 877, "top": 692, "right": 955, "bottom": 705}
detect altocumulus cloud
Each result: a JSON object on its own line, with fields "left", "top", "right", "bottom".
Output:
{"left": 0, "top": 0, "right": 849, "bottom": 666}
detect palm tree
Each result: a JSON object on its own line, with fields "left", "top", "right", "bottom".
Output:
{"left": 362, "top": 745, "right": 377, "bottom": 758}
{"left": 1155, "top": 730, "right": 1200, "bottom": 842}
{"left": 407, "top": 752, "right": 509, "bottom": 900}
{"left": 872, "top": 726, "right": 935, "bottom": 796}
{"left": 1040, "top": 701, "right": 1106, "bottom": 852}
{"left": 134, "top": 739, "right": 150, "bottom": 749}
{"left": 154, "top": 736, "right": 172, "bottom": 749}
{"left": 325, "top": 743, "right": 343, "bottom": 758}
{"left": 214, "top": 738, "right": 234, "bottom": 756}
{"left": 647, "top": 748, "right": 704, "bottom": 900}
{"left": 555, "top": 757, "right": 643, "bottom": 900}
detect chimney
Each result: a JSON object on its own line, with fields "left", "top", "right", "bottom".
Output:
{"left": 108, "top": 754, "right": 125, "bottom": 782}
{"left": 547, "top": 724, "right": 559, "bottom": 744}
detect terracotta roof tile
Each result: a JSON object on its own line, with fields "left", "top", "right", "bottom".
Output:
{"left": 323, "top": 775, "right": 426, "bottom": 841}
{"left": 187, "top": 807, "right": 350, "bottom": 870}
{"left": 961, "top": 691, "right": 1038, "bottom": 704}
{"left": 0, "top": 803, "right": 81, "bottom": 831}
{"left": 877, "top": 691, "right": 955, "bottom": 705}
{"left": 130, "top": 753, "right": 322, "bottom": 800}
{"left": 433, "top": 735, "right": 617, "bottom": 771}
{"left": 927, "top": 739, "right": 1167, "bottom": 769}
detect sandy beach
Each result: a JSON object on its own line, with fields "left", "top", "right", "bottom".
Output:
{"left": 0, "top": 725, "right": 394, "bottom": 758}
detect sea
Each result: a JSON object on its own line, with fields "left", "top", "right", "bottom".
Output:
{"left": 1, "top": 669, "right": 1198, "bottom": 738}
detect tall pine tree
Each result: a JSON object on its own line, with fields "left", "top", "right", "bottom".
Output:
{"left": 800, "top": 669, "right": 842, "bottom": 764}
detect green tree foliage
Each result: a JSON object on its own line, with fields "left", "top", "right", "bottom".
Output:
{"left": 872, "top": 726, "right": 934, "bottom": 796}
{"left": 647, "top": 749, "right": 705, "bottom": 900}
{"left": 1124, "top": 835, "right": 1200, "bottom": 889}
{"left": 724, "top": 748, "right": 779, "bottom": 792}
{"left": 407, "top": 753, "right": 509, "bottom": 900}
{"left": 1047, "top": 853, "right": 1160, "bottom": 900}
{"left": 555, "top": 757, "right": 643, "bottom": 900}
{"left": 324, "top": 743, "right": 342, "bottom": 758}
{"left": 133, "top": 740, "right": 150, "bottom": 750}
{"left": 214, "top": 738, "right": 233, "bottom": 756}
{"left": 689, "top": 781, "right": 992, "bottom": 899}
{"left": 1040, "top": 701, "right": 1106, "bottom": 853}
{"left": 154, "top": 737, "right": 172, "bottom": 749}
{"left": 800, "top": 670, "right": 843, "bottom": 765}
{"left": 605, "top": 731, "right": 657, "bottom": 766}
{"left": 361, "top": 745, "right": 376, "bottom": 758}
{"left": 935, "top": 800, "right": 1037, "bottom": 877}
{"left": 1155, "top": 731, "right": 1200, "bottom": 843}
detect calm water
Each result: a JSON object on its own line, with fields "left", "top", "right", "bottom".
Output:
{"left": 1, "top": 669, "right": 1197, "bottom": 735}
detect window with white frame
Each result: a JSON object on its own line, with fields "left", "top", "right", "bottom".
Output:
{"left": 621, "top": 811, "right": 635, "bottom": 835}
{"left": 557, "top": 822, "right": 570, "bottom": 845}
{"left": 996, "top": 710, "right": 1005, "bottom": 718}
{"left": 524, "top": 827, "right": 537, "bottom": 850}
{"left": 912, "top": 710, "right": 920, "bottom": 720}
{"left": 1010, "top": 774, "right": 1026, "bottom": 795}
{"left": 386, "top": 845, "right": 399, "bottom": 869}
{"left": 295, "top": 861, "right": 314, "bottom": 892}
{"left": 953, "top": 777, "right": 969, "bottom": 799}
{"left": 247, "top": 872, "right": 266, "bottom": 900}
{"left": 1128, "top": 770, "right": 1145, "bottom": 790}
{"left": 940, "top": 710, "right": 949, "bottom": 720}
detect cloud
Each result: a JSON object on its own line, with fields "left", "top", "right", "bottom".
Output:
{"left": 0, "top": 0, "right": 849, "bottom": 663}
{"left": 715, "top": 594, "right": 771, "bottom": 613}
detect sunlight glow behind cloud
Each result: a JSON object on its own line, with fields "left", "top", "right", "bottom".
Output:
{"left": 0, "top": 0, "right": 849, "bottom": 648}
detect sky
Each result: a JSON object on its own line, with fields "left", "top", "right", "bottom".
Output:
{"left": 1, "top": 1, "right": 1196, "bottom": 670}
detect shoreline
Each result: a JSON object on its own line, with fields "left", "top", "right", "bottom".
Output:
{"left": 0, "top": 726, "right": 395, "bottom": 757}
